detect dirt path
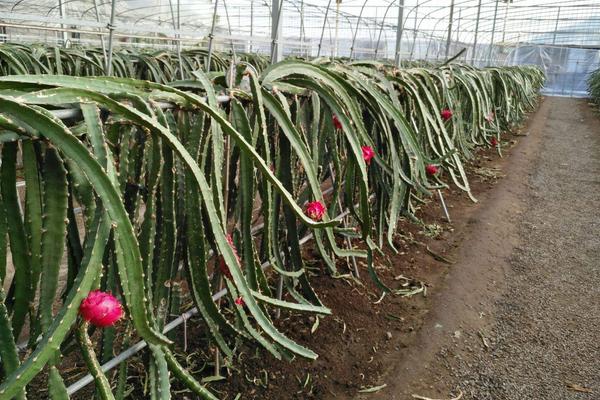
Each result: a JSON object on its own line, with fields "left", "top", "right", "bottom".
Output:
{"left": 359, "top": 97, "right": 600, "bottom": 400}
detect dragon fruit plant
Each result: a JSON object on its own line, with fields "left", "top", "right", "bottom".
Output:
{"left": 0, "top": 46, "right": 544, "bottom": 399}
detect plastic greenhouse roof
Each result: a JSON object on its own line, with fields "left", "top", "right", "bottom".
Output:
{"left": 0, "top": 0, "right": 599, "bottom": 47}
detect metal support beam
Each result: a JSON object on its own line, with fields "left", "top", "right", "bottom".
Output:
{"left": 271, "top": 0, "right": 283, "bottom": 63}
{"left": 317, "top": 0, "right": 333, "bottom": 57}
{"left": 444, "top": 0, "right": 455, "bottom": 58}
{"left": 91, "top": 0, "right": 106, "bottom": 58}
{"left": 394, "top": 0, "right": 404, "bottom": 66}
{"left": 57, "top": 0, "right": 68, "bottom": 46}
{"left": 349, "top": 0, "right": 368, "bottom": 60}
{"left": 456, "top": 8, "right": 461, "bottom": 43}
{"left": 300, "top": 0, "right": 305, "bottom": 55}
{"left": 168, "top": 0, "right": 184, "bottom": 80}
{"left": 552, "top": 7, "right": 561, "bottom": 45}
{"left": 206, "top": 0, "right": 219, "bottom": 71}
{"left": 409, "top": 1, "right": 419, "bottom": 60}
{"left": 501, "top": 0, "right": 511, "bottom": 43}
{"left": 487, "top": 0, "right": 500, "bottom": 65}
{"left": 471, "top": 0, "right": 482, "bottom": 65}
{"left": 334, "top": 0, "right": 341, "bottom": 58}
{"left": 105, "top": 0, "right": 117, "bottom": 75}
{"left": 249, "top": 1, "right": 254, "bottom": 52}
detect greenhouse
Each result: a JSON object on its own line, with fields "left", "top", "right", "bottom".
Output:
{"left": 0, "top": 1, "right": 598, "bottom": 399}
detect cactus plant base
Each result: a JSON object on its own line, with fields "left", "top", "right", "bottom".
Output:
{"left": 34, "top": 140, "right": 518, "bottom": 400}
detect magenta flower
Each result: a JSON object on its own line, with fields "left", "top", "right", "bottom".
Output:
{"left": 361, "top": 146, "right": 375, "bottom": 165}
{"left": 441, "top": 109, "right": 453, "bottom": 121}
{"left": 305, "top": 201, "right": 326, "bottom": 221}
{"left": 79, "top": 290, "right": 123, "bottom": 328}
{"left": 234, "top": 297, "right": 245, "bottom": 306}
{"left": 332, "top": 114, "right": 343, "bottom": 130}
{"left": 425, "top": 164, "right": 439, "bottom": 176}
{"left": 490, "top": 137, "right": 499, "bottom": 147}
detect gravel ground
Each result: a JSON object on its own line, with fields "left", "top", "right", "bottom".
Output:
{"left": 455, "top": 98, "right": 600, "bottom": 399}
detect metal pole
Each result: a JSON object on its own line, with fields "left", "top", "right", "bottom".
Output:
{"left": 177, "top": 0, "right": 183, "bottom": 79}
{"left": 349, "top": 0, "right": 368, "bottom": 59}
{"left": 437, "top": 190, "right": 451, "bottom": 223}
{"left": 250, "top": 1, "right": 254, "bottom": 52}
{"left": 300, "top": 0, "right": 304, "bottom": 55}
{"left": 91, "top": 0, "right": 106, "bottom": 56}
{"left": 374, "top": 1, "right": 396, "bottom": 59}
{"left": 487, "top": 0, "right": 500, "bottom": 65}
{"left": 168, "top": 0, "right": 184, "bottom": 80}
{"left": 206, "top": 0, "right": 219, "bottom": 72}
{"left": 57, "top": 0, "right": 68, "bottom": 46}
{"left": 105, "top": 0, "right": 117, "bottom": 75}
{"left": 334, "top": 0, "right": 341, "bottom": 58}
{"left": 552, "top": 7, "right": 561, "bottom": 45}
{"left": 444, "top": 0, "right": 455, "bottom": 58}
{"left": 409, "top": 1, "right": 419, "bottom": 60}
{"left": 501, "top": 0, "right": 510, "bottom": 43}
{"left": 317, "top": 0, "right": 333, "bottom": 57}
{"left": 471, "top": 0, "right": 482, "bottom": 65}
{"left": 271, "top": 0, "right": 283, "bottom": 63}
{"left": 394, "top": 0, "right": 404, "bottom": 66}
{"left": 456, "top": 8, "right": 461, "bottom": 43}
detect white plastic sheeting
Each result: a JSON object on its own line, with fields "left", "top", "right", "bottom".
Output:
{"left": 506, "top": 45, "right": 600, "bottom": 98}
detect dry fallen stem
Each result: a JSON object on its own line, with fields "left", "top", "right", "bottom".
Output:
{"left": 566, "top": 382, "right": 593, "bottom": 393}
{"left": 411, "top": 389, "right": 463, "bottom": 400}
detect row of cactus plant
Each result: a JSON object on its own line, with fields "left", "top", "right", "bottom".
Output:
{"left": 0, "top": 46, "right": 544, "bottom": 399}
{"left": 0, "top": 43, "right": 270, "bottom": 82}
{"left": 588, "top": 68, "right": 600, "bottom": 104}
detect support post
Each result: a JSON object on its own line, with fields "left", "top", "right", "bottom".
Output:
{"left": 105, "top": 0, "right": 117, "bottom": 75}
{"left": 487, "top": 0, "right": 500, "bottom": 65}
{"left": 91, "top": 0, "right": 106, "bottom": 55}
{"left": 334, "top": 0, "right": 341, "bottom": 58}
{"left": 394, "top": 0, "right": 404, "bottom": 67}
{"left": 206, "top": 0, "right": 219, "bottom": 72}
{"left": 456, "top": 8, "right": 461, "bottom": 43}
{"left": 409, "top": 1, "right": 419, "bottom": 60}
{"left": 300, "top": 0, "right": 304, "bottom": 55}
{"left": 250, "top": 1, "right": 254, "bottom": 52}
{"left": 437, "top": 190, "right": 451, "bottom": 223}
{"left": 501, "top": 0, "right": 510, "bottom": 43}
{"left": 349, "top": 0, "right": 368, "bottom": 59}
{"left": 168, "top": 0, "right": 184, "bottom": 80}
{"left": 271, "top": 0, "right": 283, "bottom": 63}
{"left": 317, "top": 0, "right": 333, "bottom": 57}
{"left": 444, "top": 0, "right": 455, "bottom": 58}
{"left": 552, "top": 7, "right": 561, "bottom": 45}
{"left": 471, "top": 0, "right": 482, "bottom": 65}
{"left": 58, "top": 0, "right": 68, "bottom": 46}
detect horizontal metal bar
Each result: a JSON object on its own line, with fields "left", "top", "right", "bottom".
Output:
{"left": 46, "top": 96, "right": 231, "bottom": 121}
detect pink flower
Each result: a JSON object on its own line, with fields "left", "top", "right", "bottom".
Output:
{"left": 361, "top": 146, "right": 375, "bottom": 165}
{"left": 490, "top": 137, "right": 499, "bottom": 147}
{"left": 234, "top": 297, "right": 245, "bottom": 306}
{"left": 218, "top": 234, "right": 239, "bottom": 280}
{"left": 305, "top": 201, "right": 326, "bottom": 221}
{"left": 79, "top": 290, "right": 123, "bottom": 328}
{"left": 485, "top": 111, "right": 495, "bottom": 123}
{"left": 441, "top": 109, "right": 453, "bottom": 121}
{"left": 332, "top": 114, "right": 343, "bottom": 130}
{"left": 425, "top": 164, "right": 439, "bottom": 176}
